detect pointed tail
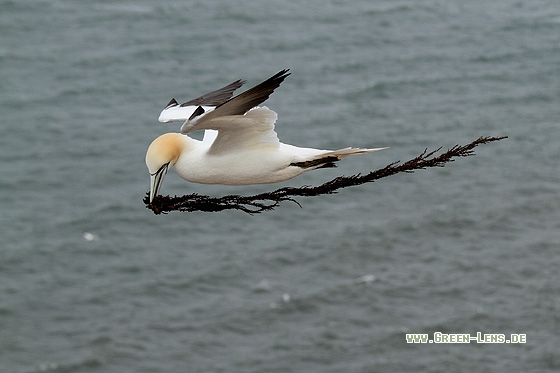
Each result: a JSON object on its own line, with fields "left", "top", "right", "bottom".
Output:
{"left": 290, "top": 147, "right": 388, "bottom": 169}
{"left": 324, "top": 146, "right": 389, "bottom": 160}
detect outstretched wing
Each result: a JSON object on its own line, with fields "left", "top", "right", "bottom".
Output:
{"left": 180, "top": 69, "right": 290, "bottom": 133}
{"left": 158, "top": 79, "right": 246, "bottom": 123}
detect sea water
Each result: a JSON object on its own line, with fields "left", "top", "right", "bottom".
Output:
{"left": 1, "top": 1, "right": 559, "bottom": 372}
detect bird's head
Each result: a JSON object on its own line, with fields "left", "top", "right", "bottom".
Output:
{"left": 145, "top": 133, "right": 185, "bottom": 203}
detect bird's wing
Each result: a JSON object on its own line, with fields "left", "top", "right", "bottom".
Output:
{"left": 180, "top": 69, "right": 290, "bottom": 133}
{"left": 202, "top": 106, "right": 281, "bottom": 155}
{"left": 158, "top": 79, "right": 246, "bottom": 123}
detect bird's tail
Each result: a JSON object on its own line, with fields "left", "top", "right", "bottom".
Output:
{"left": 290, "top": 147, "right": 388, "bottom": 169}
{"left": 325, "top": 146, "right": 388, "bottom": 160}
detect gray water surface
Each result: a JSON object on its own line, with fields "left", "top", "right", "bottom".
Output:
{"left": 1, "top": 1, "right": 559, "bottom": 372}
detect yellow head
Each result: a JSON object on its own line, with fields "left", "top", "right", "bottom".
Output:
{"left": 145, "top": 133, "right": 186, "bottom": 203}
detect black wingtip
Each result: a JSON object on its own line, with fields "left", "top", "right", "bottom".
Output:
{"left": 188, "top": 105, "right": 206, "bottom": 121}
{"left": 164, "top": 98, "right": 179, "bottom": 109}
{"left": 231, "top": 79, "right": 247, "bottom": 88}
{"left": 254, "top": 70, "right": 290, "bottom": 91}
{"left": 268, "top": 69, "right": 291, "bottom": 89}
{"left": 271, "top": 69, "right": 291, "bottom": 83}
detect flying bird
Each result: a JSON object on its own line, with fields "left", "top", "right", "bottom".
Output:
{"left": 146, "top": 70, "right": 387, "bottom": 203}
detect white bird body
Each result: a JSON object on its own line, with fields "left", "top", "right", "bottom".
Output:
{"left": 176, "top": 142, "right": 374, "bottom": 185}
{"left": 146, "top": 71, "right": 387, "bottom": 202}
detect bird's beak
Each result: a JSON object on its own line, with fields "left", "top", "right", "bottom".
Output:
{"left": 149, "top": 163, "right": 170, "bottom": 203}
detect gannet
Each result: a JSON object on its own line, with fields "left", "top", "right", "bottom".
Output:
{"left": 146, "top": 70, "right": 387, "bottom": 202}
